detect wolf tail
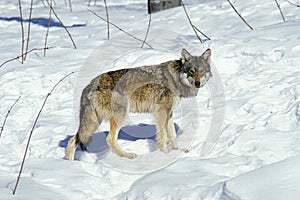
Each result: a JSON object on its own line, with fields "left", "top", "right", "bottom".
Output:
{"left": 65, "top": 135, "right": 77, "bottom": 160}
{"left": 65, "top": 128, "right": 91, "bottom": 160}
{"left": 76, "top": 133, "right": 88, "bottom": 151}
{"left": 66, "top": 96, "right": 100, "bottom": 160}
{"left": 65, "top": 131, "right": 89, "bottom": 160}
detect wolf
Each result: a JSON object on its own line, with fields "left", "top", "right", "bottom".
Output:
{"left": 66, "top": 48, "right": 212, "bottom": 160}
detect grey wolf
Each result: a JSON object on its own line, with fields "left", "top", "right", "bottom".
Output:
{"left": 66, "top": 48, "right": 212, "bottom": 160}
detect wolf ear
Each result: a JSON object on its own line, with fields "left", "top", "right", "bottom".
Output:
{"left": 181, "top": 49, "right": 192, "bottom": 62}
{"left": 201, "top": 49, "right": 211, "bottom": 64}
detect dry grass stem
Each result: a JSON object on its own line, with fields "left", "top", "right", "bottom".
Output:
{"left": 0, "top": 96, "right": 21, "bottom": 138}
{"left": 283, "top": 0, "right": 300, "bottom": 7}
{"left": 226, "top": 0, "right": 253, "bottom": 30}
{"left": 103, "top": 0, "right": 110, "bottom": 39}
{"left": 142, "top": 13, "right": 152, "bottom": 48}
{"left": 88, "top": 9, "right": 153, "bottom": 48}
{"left": 181, "top": 0, "right": 211, "bottom": 43}
{"left": 45, "top": 0, "right": 77, "bottom": 49}
{"left": 275, "top": 0, "right": 286, "bottom": 22}
{"left": 24, "top": 0, "right": 34, "bottom": 61}
{"left": 44, "top": 0, "right": 53, "bottom": 57}
{"left": 17, "top": 0, "right": 25, "bottom": 63}
{"left": 12, "top": 72, "right": 75, "bottom": 195}
{"left": 0, "top": 47, "right": 55, "bottom": 69}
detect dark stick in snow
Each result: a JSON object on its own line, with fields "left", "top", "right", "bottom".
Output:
{"left": 44, "top": 0, "right": 52, "bottom": 57}
{"left": 181, "top": 0, "right": 211, "bottom": 42}
{"left": 45, "top": 0, "right": 77, "bottom": 49}
{"left": 142, "top": 13, "right": 152, "bottom": 48}
{"left": 283, "top": 0, "right": 300, "bottom": 7}
{"left": 17, "top": 0, "right": 25, "bottom": 63}
{"left": 12, "top": 72, "right": 75, "bottom": 195}
{"left": 226, "top": 0, "right": 253, "bottom": 30}
{"left": 275, "top": 0, "right": 286, "bottom": 22}
{"left": 0, "top": 96, "right": 21, "bottom": 138}
{"left": 88, "top": 9, "right": 153, "bottom": 49}
{"left": 103, "top": 0, "right": 110, "bottom": 39}
{"left": 0, "top": 47, "right": 55, "bottom": 69}
{"left": 24, "top": 0, "right": 34, "bottom": 61}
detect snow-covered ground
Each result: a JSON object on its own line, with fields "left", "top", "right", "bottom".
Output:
{"left": 0, "top": 0, "right": 300, "bottom": 199}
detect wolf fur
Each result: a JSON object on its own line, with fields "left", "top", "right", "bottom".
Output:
{"left": 66, "top": 48, "right": 212, "bottom": 160}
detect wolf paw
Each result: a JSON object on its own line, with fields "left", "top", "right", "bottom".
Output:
{"left": 170, "top": 142, "right": 178, "bottom": 150}
{"left": 159, "top": 146, "right": 169, "bottom": 154}
{"left": 124, "top": 152, "right": 137, "bottom": 159}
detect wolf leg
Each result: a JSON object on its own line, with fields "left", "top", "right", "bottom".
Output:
{"left": 167, "top": 117, "right": 189, "bottom": 153}
{"left": 66, "top": 101, "right": 100, "bottom": 160}
{"left": 167, "top": 117, "right": 178, "bottom": 150}
{"left": 106, "top": 92, "right": 137, "bottom": 159}
{"left": 106, "top": 117, "right": 137, "bottom": 159}
{"left": 155, "top": 107, "right": 170, "bottom": 153}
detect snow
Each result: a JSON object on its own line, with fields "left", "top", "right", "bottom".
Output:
{"left": 0, "top": 0, "right": 300, "bottom": 199}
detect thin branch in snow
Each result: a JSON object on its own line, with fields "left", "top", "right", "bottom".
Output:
{"left": 88, "top": 9, "right": 153, "bottom": 49}
{"left": 192, "top": 25, "right": 211, "bottom": 41}
{"left": 0, "top": 96, "right": 21, "bottom": 138}
{"left": 12, "top": 72, "right": 75, "bottom": 195}
{"left": 24, "top": 0, "right": 34, "bottom": 61}
{"left": 17, "top": 0, "right": 25, "bottom": 64}
{"left": 181, "top": 0, "right": 202, "bottom": 43}
{"left": 45, "top": 0, "right": 77, "bottom": 49}
{"left": 226, "top": 0, "right": 253, "bottom": 30}
{"left": 104, "top": 0, "right": 109, "bottom": 40}
{"left": 44, "top": 0, "right": 52, "bottom": 57}
{"left": 68, "top": 0, "right": 72, "bottom": 12}
{"left": 103, "top": 0, "right": 110, "bottom": 40}
{"left": 181, "top": 0, "right": 210, "bottom": 43}
{"left": 0, "top": 47, "right": 55, "bottom": 69}
{"left": 141, "top": 13, "right": 152, "bottom": 48}
{"left": 283, "top": 0, "right": 300, "bottom": 7}
{"left": 275, "top": 0, "right": 286, "bottom": 22}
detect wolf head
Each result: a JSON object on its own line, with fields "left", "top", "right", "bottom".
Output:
{"left": 181, "top": 48, "right": 212, "bottom": 88}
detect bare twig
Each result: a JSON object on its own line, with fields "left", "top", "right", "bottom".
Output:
{"left": 0, "top": 47, "right": 55, "bottom": 69}
{"left": 12, "top": 72, "right": 75, "bottom": 195}
{"left": 192, "top": 25, "right": 211, "bottom": 41}
{"left": 45, "top": 0, "right": 77, "bottom": 49}
{"left": 24, "top": 0, "right": 34, "bottom": 61}
{"left": 283, "top": 0, "right": 300, "bottom": 7}
{"left": 142, "top": 13, "right": 152, "bottom": 48}
{"left": 181, "top": 0, "right": 210, "bottom": 43}
{"left": 17, "top": 0, "right": 25, "bottom": 64}
{"left": 68, "top": 0, "right": 72, "bottom": 12}
{"left": 0, "top": 96, "right": 21, "bottom": 138}
{"left": 41, "top": 0, "right": 47, "bottom": 7}
{"left": 88, "top": 9, "right": 153, "bottom": 48}
{"left": 44, "top": 0, "right": 52, "bottom": 57}
{"left": 275, "top": 0, "right": 286, "bottom": 22}
{"left": 181, "top": 0, "right": 202, "bottom": 43}
{"left": 226, "top": 0, "right": 253, "bottom": 30}
{"left": 103, "top": 0, "right": 110, "bottom": 39}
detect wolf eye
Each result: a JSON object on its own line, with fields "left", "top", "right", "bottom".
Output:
{"left": 199, "top": 70, "right": 205, "bottom": 74}
{"left": 188, "top": 68, "right": 195, "bottom": 74}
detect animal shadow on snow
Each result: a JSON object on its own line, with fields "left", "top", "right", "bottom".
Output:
{"left": 59, "top": 123, "right": 181, "bottom": 158}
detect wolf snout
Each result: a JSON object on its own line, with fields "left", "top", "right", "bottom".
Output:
{"left": 195, "top": 81, "right": 201, "bottom": 88}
